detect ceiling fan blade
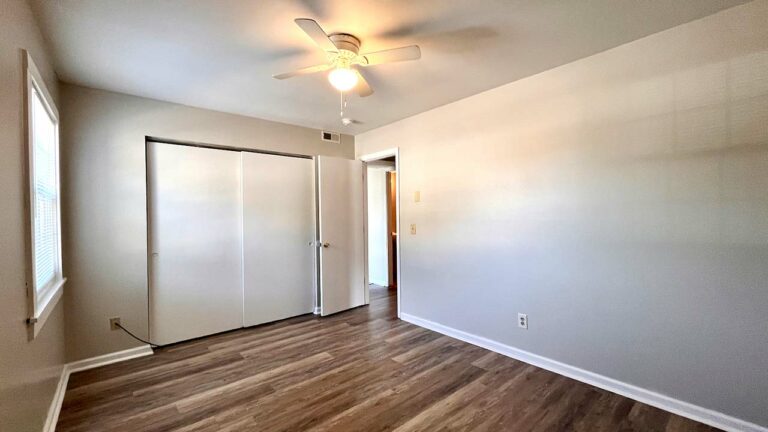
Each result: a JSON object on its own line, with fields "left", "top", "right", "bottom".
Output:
{"left": 360, "top": 45, "right": 421, "bottom": 66}
{"left": 355, "top": 70, "right": 374, "bottom": 97}
{"left": 294, "top": 18, "right": 338, "bottom": 52}
{"left": 273, "top": 63, "right": 331, "bottom": 80}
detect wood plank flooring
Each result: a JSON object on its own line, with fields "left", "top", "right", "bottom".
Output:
{"left": 58, "top": 286, "right": 720, "bottom": 431}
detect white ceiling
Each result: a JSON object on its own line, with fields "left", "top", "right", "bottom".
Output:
{"left": 31, "top": 0, "right": 749, "bottom": 134}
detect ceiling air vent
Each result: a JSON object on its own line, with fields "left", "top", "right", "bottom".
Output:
{"left": 321, "top": 130, "right": 340, "bottom": 143}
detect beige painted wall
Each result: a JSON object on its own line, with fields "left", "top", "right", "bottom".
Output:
{"left": 0, "top": 0, "right": 67, "bottom": 431}
{"left": 60, "top": 84, "right": 354, "bottom": 361}
{"left": 356, "top": 1, "right": 768, "bottom": 427}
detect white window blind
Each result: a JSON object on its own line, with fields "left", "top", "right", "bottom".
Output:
{"left": 31, "top": 86, "right": 60, "bottom": 296}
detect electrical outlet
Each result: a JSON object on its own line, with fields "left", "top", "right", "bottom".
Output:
{"left": 109, "top": 317, "right": 121, "bottom": 331}
{"left": 517, "top": 313, "right": 528, "bottom": 329}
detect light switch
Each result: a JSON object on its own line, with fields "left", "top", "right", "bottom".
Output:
{"left": 410, "top": 224, "right": 416, "bottom": 235}
{"left": 414, "top": 191, "right": 421, "bottom": 203}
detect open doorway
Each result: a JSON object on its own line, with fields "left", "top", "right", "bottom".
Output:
{"left": 362, "top": 149, "right": 400, "bottom": 317}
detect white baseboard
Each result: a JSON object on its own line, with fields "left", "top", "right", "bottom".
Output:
{"left": 400, "top": 313, "right": 766, "bottom": 432}
{"left": 67, "top": 345, "right": 154, "bottom": 374}
{"left": 42, "top": 365, "right": 69, "bottom": 432}
{"left": 369, "top": 279, "right": 388, "bottom": 287}
{"left": 43, "top": 345, "right": 153, "bottom": 432}
{"left": 313, "top": 306, "right": 321, "bottom": 315}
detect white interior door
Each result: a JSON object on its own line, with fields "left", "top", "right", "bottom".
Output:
{"left": 318, "top": 156, "right": 365, "bottom": 316}
{"left": 148, "top": 142, "right": 243, "bottom": 345}
{"left": 242, "top": 152, "right": 315, "bottom": 327}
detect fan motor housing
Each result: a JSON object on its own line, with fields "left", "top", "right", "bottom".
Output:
{"left": 329, "top": 33, "right": 361, "bottom": 56}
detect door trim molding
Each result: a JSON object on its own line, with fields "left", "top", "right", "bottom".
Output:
{"left": 360, "top": 148, "right": 401, "bottom": 318}
{"left": 401, "top": 313, "right": 767, "bottom": 432}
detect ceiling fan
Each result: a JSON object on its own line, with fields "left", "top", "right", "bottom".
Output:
{"left": 273, "top": 18, "right": 421, "bottom": 97}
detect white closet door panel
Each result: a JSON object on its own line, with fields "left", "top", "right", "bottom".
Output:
{"left": 242, "top": 153, "right": 314, "bottom": 327}
{"left": 148, "top": 142, "right": 243, "bottom": 345}
{"left": 318, "top": 156, "right": 365, "bottom": 316}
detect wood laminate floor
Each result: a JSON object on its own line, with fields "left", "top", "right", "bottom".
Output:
{"left": 58, "top": 286, "right": 720, "bottom": 431}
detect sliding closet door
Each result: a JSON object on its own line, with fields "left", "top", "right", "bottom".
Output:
{"left": 242, "top": 153, "right": 315, "bottom": 327}
{"left": 318, "top": 156, "right": 366, "bottom": 316}
{"left": 147, "top": 142, "right": 243, "bottom": 345}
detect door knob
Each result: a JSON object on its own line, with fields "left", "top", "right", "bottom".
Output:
{"left": 322, "top": 242, "right": 330, "bottom": 248}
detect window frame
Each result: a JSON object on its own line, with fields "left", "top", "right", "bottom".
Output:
{"left": 24, "top": 50, "right": 65, "bottom": 338}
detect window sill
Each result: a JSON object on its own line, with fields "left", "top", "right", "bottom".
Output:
{"left": 29, "top": 277, "right": 66, "bottom": 339}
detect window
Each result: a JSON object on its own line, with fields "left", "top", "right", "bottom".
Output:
{"left": 25, "top": 51, "right": 65, "bottom": 337}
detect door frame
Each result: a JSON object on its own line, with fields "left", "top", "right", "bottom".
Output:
{"left": 360, "top": 148, "right": 401, "bottom": 318}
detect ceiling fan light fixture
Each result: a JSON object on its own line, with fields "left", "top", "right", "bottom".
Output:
{"left": 274, "top": 18, "right": 421, "bottom": 98}
{"left": 328, "top": 66, "right": 358, "bottom": 91}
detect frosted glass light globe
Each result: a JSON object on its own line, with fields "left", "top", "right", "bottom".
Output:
{"left": 328, "top": 67, "right": 358, "bottom": 91}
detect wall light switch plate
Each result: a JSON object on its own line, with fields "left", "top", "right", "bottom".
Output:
{"left": 410, "top": 224, "right": 417, "bottom": 235}
{"left": 414, "top": 191, "right": 421, "bottom": 203}
{"left": 517, "top": 313, "right": 528, "bottom": 329}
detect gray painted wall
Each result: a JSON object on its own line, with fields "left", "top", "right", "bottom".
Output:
{"left": 356, "top": 1, "right": 768, "bottom": 426}
{"left": 60, "top": 84, "right": 354, "bottom": 362}
{"left": 0, "top": 1, "right": 67, "bottom": 430}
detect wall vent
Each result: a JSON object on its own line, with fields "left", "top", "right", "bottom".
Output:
{"left": 321, "top": 130, "right": 340, "bottom": 143}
